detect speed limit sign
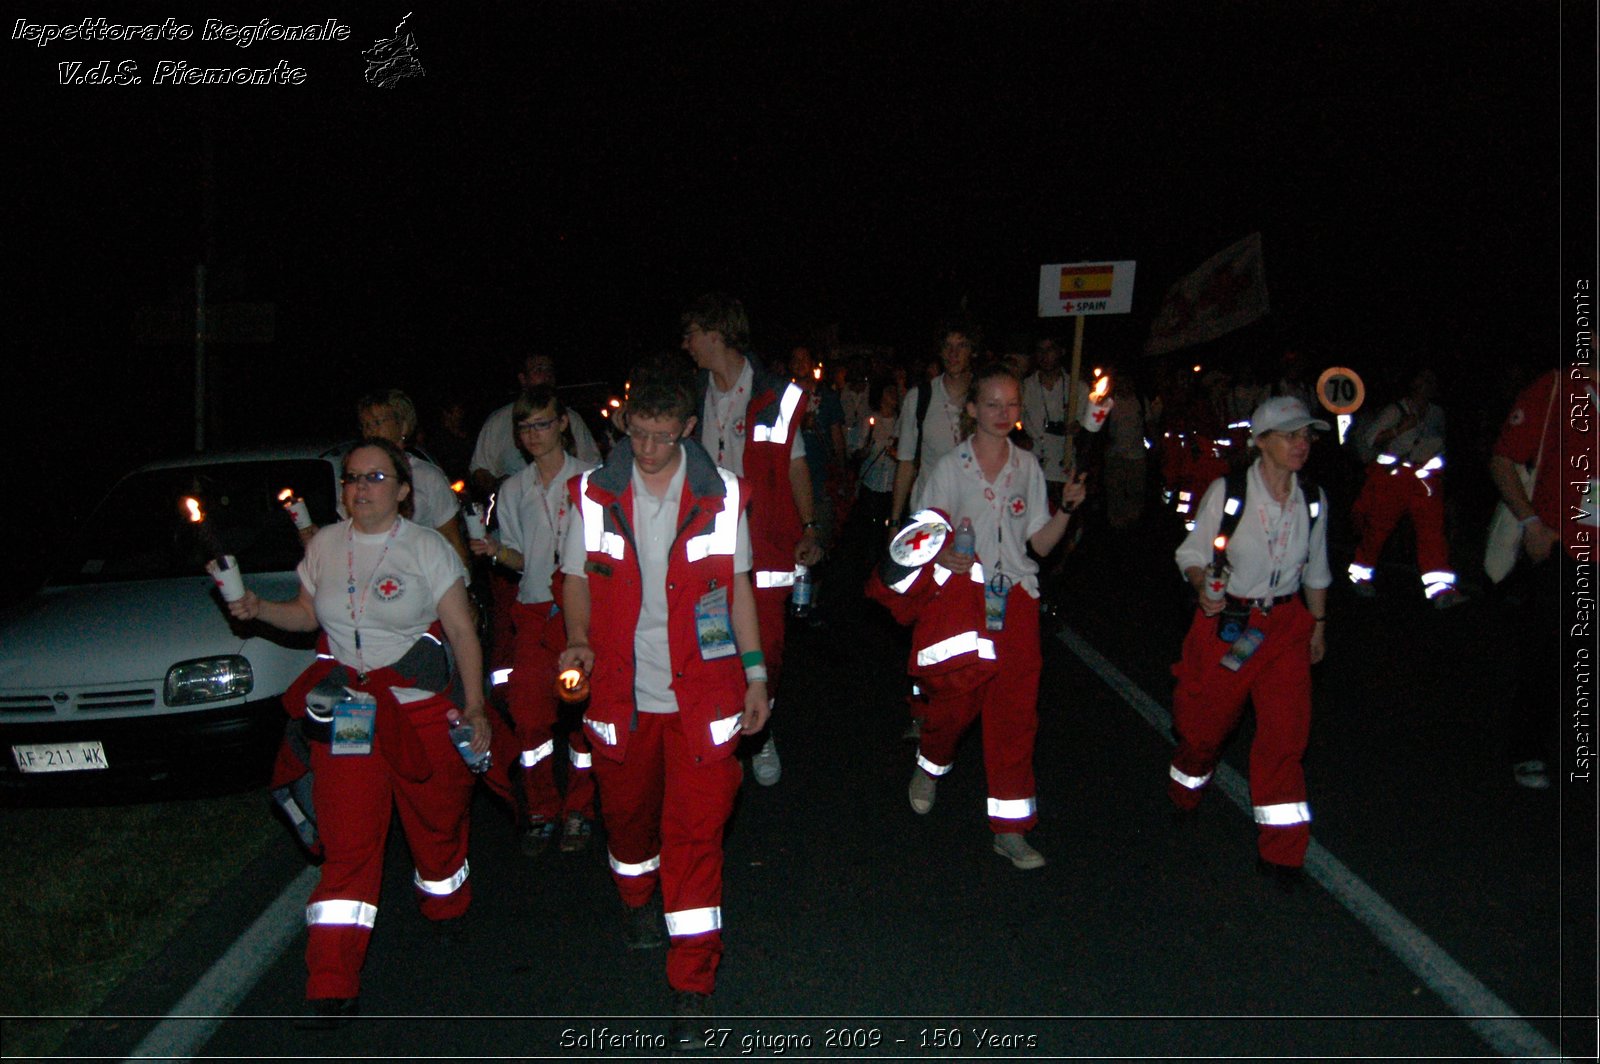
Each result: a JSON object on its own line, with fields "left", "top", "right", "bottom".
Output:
{"left": 1316, "top": 366, "right": 1366, "bottom": 414}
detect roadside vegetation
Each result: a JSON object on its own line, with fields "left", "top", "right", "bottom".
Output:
{"left": 0, "top": 790, "right": 279, "bottom": 1058}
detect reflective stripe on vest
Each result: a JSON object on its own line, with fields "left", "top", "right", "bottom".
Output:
{"left": 569, "top": 747, "right": 593, "bottom": 770}
{"left": 987, "top": 796, "right": 1037, "bottom": 820}
{"left": 685, "top": 471, "right": 741, "bottom": 562}
{"left": 520, "top": 740, "right": 554, "bottom": 768}
{"left": 889, "top": 568, "right": 920, "bottom": 594}
{"left": 413, "top": 859, "right": 469, "bottom": 896}
{"left": 932, "top": 562, "right": 986, "bottom": 587}
{"left": 579, "top": 473, "right": 627, "bottom": 559}
{"left": 752, "top": 383, "right": 803, "bottom": 445}
{"left": 1253, "top": 801, "right": 1311, "bottom": 826}
{"left": 709, "top": 713, "right": 743, "bottom": 747}
{"left": 916, "top": 752, "right": 953, "bottom": 776}
{"left": 491, "top": 667, "right": 513, "bottom": 686}
{"left": 1169, "top": 764, "right": 1212, "bottom": 790}
{"left": 585, "top": 716, "right": 617, "bottom": 746}
{"left": 608, "top": 850, "right": 661, "bottom": 877}
{"left": 755, "top": 568, "right": 797, "bottom": 588}
{"left": 306, "top": 899, "right": 378, "bottom": 928}
{"left": 664, "top": 905, "right": 722, "bottom": 937}
{"left": 916, "top": 630, "right": 997, "bottom": 667}
{"left": 1348, "top": 562, "right": 1375, "bottom": 584}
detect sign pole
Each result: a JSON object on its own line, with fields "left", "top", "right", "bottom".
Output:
{"left": 1064, "top": 313, "right": 1084, "bottom": 472}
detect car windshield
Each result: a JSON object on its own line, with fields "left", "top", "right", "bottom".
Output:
{"left": 52, "top": 459, "right": 340, "bottom": 585}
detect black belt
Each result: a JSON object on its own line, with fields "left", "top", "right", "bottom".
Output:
{"left": 1225, "top": 593, "right": 1297, "bottom": 613}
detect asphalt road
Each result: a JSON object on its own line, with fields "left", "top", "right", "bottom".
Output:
{"left": 58, "top": 508, "right": 1596, "bottom": 1061}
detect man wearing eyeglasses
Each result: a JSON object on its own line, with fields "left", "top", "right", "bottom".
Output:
{"left": 558, "top": 356, "right": 766, "bottom": 1049}
{"left": 682, "top": 293, "right": 821, "bottom": 788}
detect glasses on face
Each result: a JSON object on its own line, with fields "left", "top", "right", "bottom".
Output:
{"left": 627, "top": 428, "right": 683, "bottom": 448}
{"left": 341, "top": 471, "right": 393, "bottom": 485}
{"left": 516, "top": 416, "right": 561, "bottom": 434}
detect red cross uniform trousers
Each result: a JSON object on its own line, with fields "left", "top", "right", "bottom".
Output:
{"left": 506, "top": 596, "right": 595, "bottom": 821}
{"left": 288, "top": 664, "right": 479, "bottom": 1001}
{"left": 1168, "top": 598, "right": 1315, "bottom": 867}
{"left": 1349, "top": 457, "right": 1454, "bottom": 597}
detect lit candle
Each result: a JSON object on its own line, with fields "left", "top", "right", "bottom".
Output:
{"left": 184, "top": 497, "right": 245, "bottom": 601}
{"left": 1081, "top": 374, "right": 1114, "bottom": 432}
{"left": 277, "top": 488, "right": 312, "bottom": 530}
{"left": 555, "top": 666, "right": 590, "bottom": 703}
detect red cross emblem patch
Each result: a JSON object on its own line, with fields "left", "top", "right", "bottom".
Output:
{"left": 1009, "top": 495, "right": 1027, "bottom": 517}
{"left": 375, "top": 574, "right": 405, "bottom": 602}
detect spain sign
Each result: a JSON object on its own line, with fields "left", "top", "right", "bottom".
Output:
{"left": 1038, "top": 260, "right": 1136, "bottom": 317}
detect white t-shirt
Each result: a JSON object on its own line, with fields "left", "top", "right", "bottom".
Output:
{"left": 562, "top": 454, "right": 752, "bottom": 715}
{"left": 299, "top": 518, "right": 467, "bottom": 702}
{"left": 858, "top": 414, "right": 898, "bottom": 494}
{"left": 470, "top": 401, "right": 601, "bottom": 480}
{"left": 914, "top": 439, "right": 1051, "bottom": 598}
{"left": 1021, "top": 371, "right": 1071, "bottom": 483}
{"left": 897, "top": 374, "right": 968, "bottom": 496}
{"left": 495, "top": 453, "right": 593, "bottom": 604}
{"left": 1174, "top": 461, "right": 1333, "bottom": 600}
{"left": 697, "top": 358, "right": 805, "bottom": 475}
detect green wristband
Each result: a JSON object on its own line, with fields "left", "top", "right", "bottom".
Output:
{"left": 740, "top": 650, "right": 765, "bottom": 668}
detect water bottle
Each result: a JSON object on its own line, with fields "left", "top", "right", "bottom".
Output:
{"left": 789, "top": 564, "right": 813, "bottom": 618}
{"left": 952, "top": 517, "right": 976, "bottom": 559}
{"left": 446, "top": 708, "right": 492, "bottom": 774}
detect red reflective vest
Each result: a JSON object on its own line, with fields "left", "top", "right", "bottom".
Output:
{"left": 697, "top": 364, "right": 807, "bottom": 588}
{"left": 866, "top": 554, "right": 998, "bottom": 695}
{"left": 570, "top": 438, "right": 750, "bottom": 764}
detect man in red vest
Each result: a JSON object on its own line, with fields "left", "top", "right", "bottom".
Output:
{"left": 558, "top": 356, "right": 768, "bottom": 1049}
{"left": 683, "top": 293, "right": 823, "bottom": 787}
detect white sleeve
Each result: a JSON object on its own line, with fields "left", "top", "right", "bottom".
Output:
{"left": 735, "top": 512, "right": 752, "bottom": 573}
{"left": 896, "top": 387, "right": 922, "bottom": 462}
{"left": 912, "top": 451, "right": 954, "bottom": 515}
{"left": 560, "top": 487, "right": 588, "bottom": 578}
{"left": 418, "top": 526, "right": 468, "bottom": 605}
{"left": 1303, "top": 489, "right": 1333, "bottom": 590}
{"left": 496, "top": 474, "right": 528, "bottom": 554}
{"left": 1023, "top": 457, "right": 1050, "bottom": 540}
{"left": 469, "top": 412, "right": 501, "bottom": 476}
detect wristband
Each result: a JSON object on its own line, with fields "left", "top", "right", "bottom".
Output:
{"left": 744, "top": 665, "right": 768, "bottom": 683}
{"left": 740, "top": 650, "right": 765, "bottom": 668}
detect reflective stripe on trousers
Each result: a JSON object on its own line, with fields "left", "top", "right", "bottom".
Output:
{"left": 414, "top": 859, "right": 469, "bottom": 895}
{"left": 306, "top": 899, "right": 378, "bottom": 928}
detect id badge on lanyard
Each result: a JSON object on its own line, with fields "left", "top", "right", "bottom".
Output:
{"left": 330, "top": 693, "right": 378, "bottom": 756}
{"left": 695, "top": 583, "right": 737, "bottom": 660}
{"left": 985, "top": 572, "right": 1011, "bottom": 631}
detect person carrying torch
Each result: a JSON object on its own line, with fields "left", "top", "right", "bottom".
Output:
{"left": 1166, "top": 396, "right": 1331, "bottom": 890}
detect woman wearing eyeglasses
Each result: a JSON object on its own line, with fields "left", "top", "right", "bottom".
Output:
{"left": 467, "top": 385, "right": 598, "bottom": 855}
{"left": 227, "top": 436, "right": 490, "bottom": 1024}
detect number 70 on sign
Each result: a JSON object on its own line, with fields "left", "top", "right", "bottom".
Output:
{"left": 1316, "top": 366, "right": 1365, "bottom": 446}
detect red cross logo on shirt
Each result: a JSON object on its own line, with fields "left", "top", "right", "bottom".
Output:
{"left": 375, "top": 575, "right": 405, "bottom": 601}
{"left": 1009, "top": 496, "right": 1027, "bottom": 517}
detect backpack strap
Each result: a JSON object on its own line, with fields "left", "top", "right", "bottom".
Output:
{"left": 1212, "top": 469, "right": 1323, "bottom": 568}
{"left": 912, "top": 379, "right": 935, "bottom": 469}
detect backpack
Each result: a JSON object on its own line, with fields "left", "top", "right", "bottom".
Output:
{"left": 1211, "top": 468, "right": 1323, "bottom": 568}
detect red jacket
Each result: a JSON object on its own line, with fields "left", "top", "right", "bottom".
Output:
{"left": 697, "top": 363, "right": 806, "bottom": 589}
{"left": 570, "top": 438, "right": 750, "bottom": 764}
{"left": 866, "top": 551, "right": 998, "bottom": 695}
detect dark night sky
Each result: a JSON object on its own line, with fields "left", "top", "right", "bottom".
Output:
{"left": 3, "top": 0, "right": 1592, "bottom": 582}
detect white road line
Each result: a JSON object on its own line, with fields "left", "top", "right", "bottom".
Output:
{"left": 1057, "top": 623, "right": 1566, "bottom": 1062}
{"left": 123, "top": 864, "right": 318, "bottom": 1063}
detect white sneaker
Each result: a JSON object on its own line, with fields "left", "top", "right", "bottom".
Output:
{"left": 993, "top": 832, "right": 1046, "bottom": 869}
{"left": 908, "top": 768, "right": 936, "bottom": 814}
{"left": 751, "top": 735, "right": 781, "bottom": 786}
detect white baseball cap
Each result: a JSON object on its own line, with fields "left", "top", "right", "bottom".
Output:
{"left": 1249, "top": 396, "right": 1330, "bottom": 441}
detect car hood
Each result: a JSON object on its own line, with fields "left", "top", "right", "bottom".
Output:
{"left": 0, "top": 572, "right": 305, "bottom": 689}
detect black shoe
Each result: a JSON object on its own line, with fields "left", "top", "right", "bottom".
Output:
{"left": 623, "top": 897, "right": 665, "bottom": 950}
{"left": 295, "top": 996, "right": 359, "bottom": 1030}
{"left": 433, "top": 915, "right": 470, "bottom": 945}
{"left": 669, "top": 989, "right": 712, "bottom": 1054}
{"left": 1255, "top": 857, "right": 1306, "bottom": 893}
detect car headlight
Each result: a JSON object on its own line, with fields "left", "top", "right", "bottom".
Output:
{"left": 165, "top": 656, "right": 254, "bottom": 705}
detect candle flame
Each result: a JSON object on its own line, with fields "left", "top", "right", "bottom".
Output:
{"left": 182, "top": 496, "right": 204, "bottom": 523}
{"left": 608, "top": 397, "right": 622, "bottom": 409}
{"left": 868, "top": 416, "right": 876, "bottom": 426}
{"left": 1212, "top": 535, "right": 1228, "bottom": 551}
{"left": 1089, "top": 375, "right": 1112, "bottom": 403}
{"left": 558, "top": 668, "right": 584, "bottom": 691}
{"left": 812, "top": 366, "right": 822, "bottom": 381}
{"left": 1192, "top": 364, "right": 1203, "bottom": 374}
{"left": 450, "top": 480, "right": 466, "bottom": 495}
{"left": 277, "top": 488, "right": 294, "bottom": 503}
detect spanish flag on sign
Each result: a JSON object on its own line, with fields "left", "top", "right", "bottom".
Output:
{"left": 1059, "top": 264, "right": 1115, "bottom": 300}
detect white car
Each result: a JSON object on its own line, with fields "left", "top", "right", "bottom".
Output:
{"left": 0, "top": 444, "right": 346, "bottom": 794}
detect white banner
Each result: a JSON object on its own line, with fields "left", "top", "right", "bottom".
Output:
{"left": 1143, "top": 232, "right": 1270, "bottom": 355}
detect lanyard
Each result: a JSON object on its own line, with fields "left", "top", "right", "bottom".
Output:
{"left": 1254, "top": 494, "right": 1295, "bottom": 596}
{"left": 346, "top": 519, "right": 402, "bottom": 680}
{"left": 709, "top": 378, "right": 747, "bottom": 468}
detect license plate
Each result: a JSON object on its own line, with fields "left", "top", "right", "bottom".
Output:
{"left": 12, "top": 741, "right": 109, "bottom": 773}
